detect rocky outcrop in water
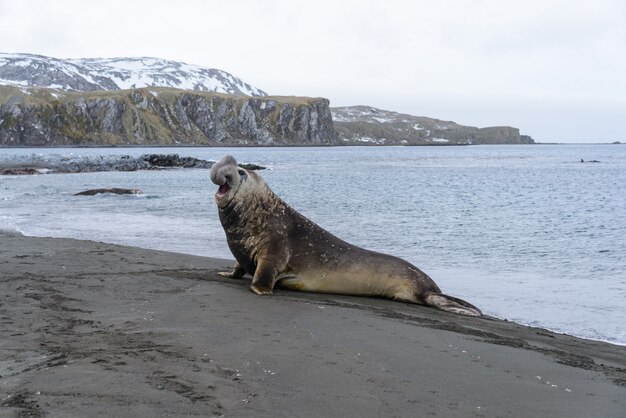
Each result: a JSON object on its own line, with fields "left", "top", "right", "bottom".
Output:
{"left": 0, "top": 167, "right": 39, "bottom": 175}
{"left": 0, "top": 153, "right": 266, "bottom": 174}
{"left": 74, "top": 188, "right": 143, "bottom": 196}
{"left": 0, "top": 86, "right": 338, "bottom": 146}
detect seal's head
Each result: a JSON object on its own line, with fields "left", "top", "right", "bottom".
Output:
{"left": 210, "top": 155, "right": 250, "bottom": 208}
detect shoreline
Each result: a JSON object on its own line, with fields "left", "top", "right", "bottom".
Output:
{"left": 0, "top": 143, "right": 622, "bottom": 149}
{"left": 1, "top": 235, "right": 624, "bottom": 417}
{"left": 3, "top": 230, "right": 624, "bottom": 348}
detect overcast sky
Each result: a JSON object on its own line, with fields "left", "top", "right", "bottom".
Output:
{"left": 1, "top": 0, "right": 624, "bottom": 142}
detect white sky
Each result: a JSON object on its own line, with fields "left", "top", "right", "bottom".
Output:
{"left": 1, "top": 0, "right": 625, "bottom": 143}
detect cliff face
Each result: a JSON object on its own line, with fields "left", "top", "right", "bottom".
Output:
{"left": 0, "top": 86, "right": 338, "bottom": 146}
{"left": 332, "top": 106, "right": 534, "bottom": 145}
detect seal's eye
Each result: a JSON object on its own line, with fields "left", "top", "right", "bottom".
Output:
{"left": 238, "top": 169, "right": 246, "bottom": 177}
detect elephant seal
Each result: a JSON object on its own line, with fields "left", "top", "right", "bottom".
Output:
{"left": 210, "top": 155, "right": 481, "bottom": 316}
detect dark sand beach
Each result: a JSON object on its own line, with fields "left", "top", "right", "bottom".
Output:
{"left": 1, "top": 234, "right": 624, "bottom": 417}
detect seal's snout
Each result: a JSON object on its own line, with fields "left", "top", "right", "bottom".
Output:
{"left": 210, "top": 155, "right": 238, "bottom": 185}
{"left": 211, "top": 155, "right": 241, "bottom": 205}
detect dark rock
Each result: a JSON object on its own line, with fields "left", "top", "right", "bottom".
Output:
{"left": 0, "top": 168, "right": 39, "bottom": 175}
{"left": 138, "top": 154, "right": 213, "bottom": 169}
{"left": 74, "top": 188, "right": 143, "bottom": 196}
{"left": 238, "top": 163, "right": 265, "bottom": 171}
{"left": 141, "top": 154, "right": 183, "bottom": 167}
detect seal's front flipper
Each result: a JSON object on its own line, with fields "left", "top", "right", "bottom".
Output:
{"left": 250, "top": 283, "right": 273, "bottom": 295}
{"left": 250, "top": 260, "right": 279, "bottom": 295}
{"left": 218, "top": 263, "right": 246, "bottom": 279}
{"left": 424, "top": 292, "right": 482, "bottom": 317}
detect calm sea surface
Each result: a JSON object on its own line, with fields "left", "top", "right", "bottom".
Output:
{"left": 1, "top": 145, "right": 625, "bottom": 345}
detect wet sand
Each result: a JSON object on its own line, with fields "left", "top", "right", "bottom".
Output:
{"left": 1, "top": 234, "right": 624, "bottom": 417}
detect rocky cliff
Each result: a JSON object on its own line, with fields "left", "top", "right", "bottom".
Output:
{"left": 0, "top": 86, "right": 337, "bottom": 146}
{"left": 332, "top": 106, "right": 534, "bottom": 145}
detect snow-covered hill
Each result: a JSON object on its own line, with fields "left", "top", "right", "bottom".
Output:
{"left": 0, "top": 53, "right": 266, "bottom": 96}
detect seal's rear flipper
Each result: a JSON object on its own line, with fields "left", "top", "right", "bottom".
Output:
{"left": 424, "top": 293, "right": 482, "bottom": 317}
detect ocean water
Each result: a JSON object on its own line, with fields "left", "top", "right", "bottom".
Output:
{"left": 1, "top": 145, "right": 625, "bottom": 345}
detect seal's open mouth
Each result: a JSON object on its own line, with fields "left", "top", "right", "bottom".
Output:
{"left": 216, "top": 182, "right": 231, "bottom": 199}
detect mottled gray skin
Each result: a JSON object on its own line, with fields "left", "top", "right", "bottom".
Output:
{"left": 210, "top": 155, "right": 481, "bottom": 316}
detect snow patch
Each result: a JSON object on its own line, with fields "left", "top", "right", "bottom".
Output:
{"left": 0, "top": 78, "right": 28, "bottom": 86}
{"left": 353, "top": 136, "right": 387, "bottom": 144}
{"left": 372, "top": 116, "right": 392, "bottom": 123}
{"left": 0, "top": 53, "right": 267, "bottom": 96}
